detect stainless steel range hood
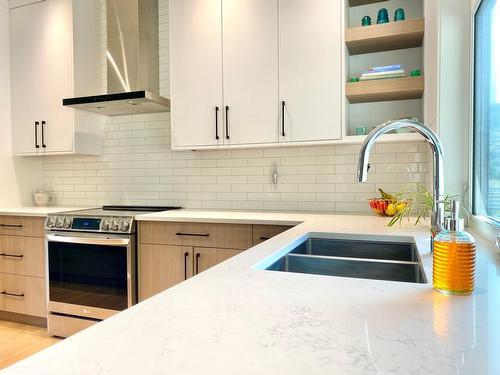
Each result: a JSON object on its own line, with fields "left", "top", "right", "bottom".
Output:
{"left": 63, "top": 0, "right": 170, "bottom": 116}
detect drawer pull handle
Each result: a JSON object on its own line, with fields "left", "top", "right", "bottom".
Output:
{"left": 281, "top": 100, "right": 286, "bottom": 137}
{"left": 225, "top": 106, "right": 230, "bottom": 140}
{"left": 259, "top": 236, "right": 270, "bottom": 241}
{"left": 0, "top": 253, "right": 24, "bottom": 259}
{"left": 34, "top": 121, "right": 40, "bottom": 149}
{"left": 41, "top": 120, "right": 47, "bottom": 148}
{"left": 215, "top": 106, "right": 220, "bottom": 140}
{"left": 1, "top": 291, "right": 24, "bottom": 298}
{"left": 195, "top": 253, "right": 200, "bottom": 275}
{"left": 183, "top": 252, "right": 189, "bottom": 280}
{"left": 175, "top": 232, "right": 210, "bottom": 237}
{"left": 0, "top": 224, "right": 23, "bottom": 229}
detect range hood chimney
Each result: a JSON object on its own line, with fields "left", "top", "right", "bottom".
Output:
{"left": 63, "top": 0, "right": 170, "bottom": 116}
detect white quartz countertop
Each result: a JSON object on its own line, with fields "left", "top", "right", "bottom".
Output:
{"left": 3, "top": 210, "right": 500, "bottom": 374}
{"left": 136, "top": 208, "right": 312, "bottom": 225}
{"left": 0, "top": 206, "right": 89, "bottom": 217}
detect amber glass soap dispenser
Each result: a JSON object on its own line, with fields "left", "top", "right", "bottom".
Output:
{"left": 433, "top": 200, "right": 476, "bottom": 295}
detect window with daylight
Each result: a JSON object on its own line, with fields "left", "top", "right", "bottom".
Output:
{"left": 474, "top": 0, "right": 500, "bottom": 223}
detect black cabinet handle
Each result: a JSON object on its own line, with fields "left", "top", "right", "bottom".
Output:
{"left": 195, "top": 253, "right": 200, "bottom": 275}
{"left": 34, "top": 121, "right": 40, "bottom": 148}
{"left": 0, "top": 291, "right": 24, "bottom": 298}
{"left": 175, "top": 232, "right": 210, "bottom": 237}
{"left": 259, "top": 236, "right": 270, "bottom": 241}
{"left": 225, "top": 106, "right": 230, "bottom": 140}
{"left": 0, "top": 224, "right": 23, "bottom": 229}
{"left": 215, "top": 106, "right": 220, "bottom": 140}
{"left": 41, "top": 121, "right": 46, "bottom": 148}
{"left": 0, "top": 253, "right": 23, "bottom": 259}
{"left": 281, "top": 101, "right": 286, "bottom": 137}
{"left": 183, "top": 252, "right": 189, "bottom": 280}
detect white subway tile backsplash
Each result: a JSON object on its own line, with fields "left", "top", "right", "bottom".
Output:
{"left": 316, "top": 155, "right": 356, "bottom": 165}
{"left": 40, "top": 0, "right": 431, "bottom": 214}
{"left": 376, "top": 142, "right": 419, "bottom": 154}
{"left": 298, "top": 202, "right": 336, "bottom": 212}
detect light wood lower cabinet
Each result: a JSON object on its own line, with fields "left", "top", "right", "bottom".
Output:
{"left": 0, "top": 216, "right": 47, "bottom": 321}
{"left": 0, "top": 236, "right": 45, "bottom": 277}
{"left": 138, "top": 222, "right": 294, "bottom": 302}
{"left": 139, "top": 221, "right": 253, "bottom": 250}
{"left": 139, "top": 244, "right": 193, "bottom": 299}
{"left": 0, "top": 217, "right": 45, "bottom": 237}
{"left": 0, "top": 273, "right": 46, "bottom": 317}
{"left": 138, "top": 244, "right": 242, "bottom": 301}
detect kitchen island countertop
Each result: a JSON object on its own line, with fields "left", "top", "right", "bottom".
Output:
{"left": 2, "top": 210, "right": 499, "bottom": 374}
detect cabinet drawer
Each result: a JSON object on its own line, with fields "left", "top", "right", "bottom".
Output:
{"left": 0, "top": 273, "right": 46, "bottom": 317}
{"left": 48, "top": 313, "right": 97, "bottom": 338}
{"left": 252, "top": 225, "right": 292, "bottom": 245}
{"left": 0, "top": 236, "right": 45, "bottom": 277}
{"left": 0, "top": 217, "right": 45, "bottom": 237}
{"left": 139, "top": 222, "right": 253, "bottom": 250}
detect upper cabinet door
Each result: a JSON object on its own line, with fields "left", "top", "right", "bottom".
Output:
{"left": 38, "top": 0, "right": 75, "bottom": 153}
{"left": 10, "top": 1, "right": 48, "bottom": 155}
{"left": 279, "top": 0, "right": 342, "bottom": 143}
{"left": 10, "top": 0, "right": 75, "bottom": 155}
{"left": 170, "top": 0, "right": 223, "bottom": 149}
{"left": 10, "top": 0, "right": 102, "bottom": 156}
{"left": 222, "top": 0, "right": 279, "bottom": 145}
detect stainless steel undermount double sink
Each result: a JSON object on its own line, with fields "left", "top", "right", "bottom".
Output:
{"left": 264, "top": 236, "right": 427, "bottom": 284}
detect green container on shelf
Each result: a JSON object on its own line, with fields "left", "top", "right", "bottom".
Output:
{"left": 361, "top": 16, "right": 372, "bottom": 26}
{"left": 377, "top": 8, "right": 389, "bottom": 24}
{"left": 394, "top": 8, "right": 405, "bottom": 22}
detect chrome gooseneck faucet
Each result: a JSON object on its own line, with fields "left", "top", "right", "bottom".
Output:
{"left": 356, "top": 119, "right": 445, "bottom": 236}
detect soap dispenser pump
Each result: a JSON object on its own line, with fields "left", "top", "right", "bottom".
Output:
{"left": 433, "top": 200, "right": 476, "bottom": 295}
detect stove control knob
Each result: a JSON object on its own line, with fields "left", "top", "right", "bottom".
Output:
{"left": 47, "top": 216, "right": 56, "bottom": 228}
{"left": 111, "top": 219, "right": 120, "bottom": 231}
{"left": 102, "top": 220, "right": 111, "bottom": 231}
{"left": 120, "top": 220, "right": 130, "bottom": 232}
{"left": 63, "top": 218, "right": 72, "bottom": 229}
{"left": 55, "top": 217, "right": 64, "bottom": 228}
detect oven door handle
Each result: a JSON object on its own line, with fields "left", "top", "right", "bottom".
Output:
{"left": 47, "top": 234, "right": 130, "bottom": 247}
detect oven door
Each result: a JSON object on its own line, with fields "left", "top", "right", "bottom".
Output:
{"left": 46, "top": 232, "right": 136, "bottom": 318}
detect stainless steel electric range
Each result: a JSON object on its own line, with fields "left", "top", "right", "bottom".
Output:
{"left": 45, "top": 206, "right": 181, "bottom": 337}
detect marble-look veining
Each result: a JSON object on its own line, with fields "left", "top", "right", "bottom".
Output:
{"left": 2, "top": 210, "right": 499, "bottom": 375}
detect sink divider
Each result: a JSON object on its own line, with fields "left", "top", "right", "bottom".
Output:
{"left": 286, "top": 253, "right": 422, "bottom": 266}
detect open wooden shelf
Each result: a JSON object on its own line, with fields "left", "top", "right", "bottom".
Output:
{"left": 346, "top": 18, "right": 424, "bottom": 55}
{"left": 346, "top": 76, "right": 424, "bottom": 104}
{"left": 348, "top": 0, "right": 387, "bottom": 7}
{"left": 343, "top": 132, "right": 424, "bottom": 144}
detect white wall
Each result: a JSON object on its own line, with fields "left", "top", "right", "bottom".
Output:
{"left": 436, "top": 0, "right": 472, "bottom": 207}
{"left": 0, "top": 0, "right": 42, "bottom": 206}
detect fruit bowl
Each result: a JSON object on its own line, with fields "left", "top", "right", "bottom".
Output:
{"left": 369, "top": 198, "right": 410, "bottom": 217}
{"left": 369, "top": 198, "right": 396, "bottom": 216}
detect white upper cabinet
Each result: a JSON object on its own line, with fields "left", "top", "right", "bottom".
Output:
{"left": 278, "top": 0, "right": 342, "bottom": 143}
{"left": 170, "top": 0, "right": 223, "bottom": 149}
{"left": 10, "top": 0, "right": 103, "bottom": 156}
{"left": 169, "top": 0, "right": 343, "bottom": 149}
{"left": 222, "top": 0, "right": 279, "bottom": 146}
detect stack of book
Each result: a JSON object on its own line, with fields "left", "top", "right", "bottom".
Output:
{"left": 359, "top": 64, "right": 405, "bottom": 81}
